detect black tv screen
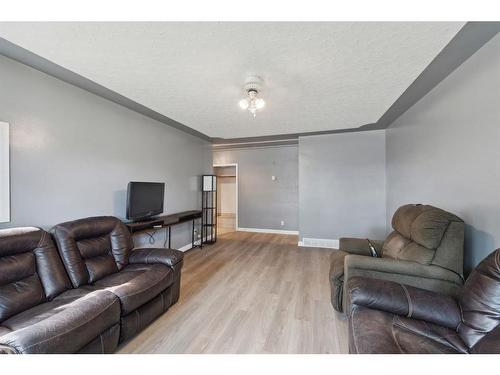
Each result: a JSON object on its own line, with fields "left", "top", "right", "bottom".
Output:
{"left": 126, "top": 182, "right": 165, "bottom": 221}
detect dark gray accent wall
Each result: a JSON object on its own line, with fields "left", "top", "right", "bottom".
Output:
{"left": 299, "top": 130, "right": 386, "bottom": 241}
{"left": 213, "top": 146, "right": 298, "bottom": 231}
{"left": 0, "top": 55, "right": 212, "bottom": 249}
{"left": 386, "top": 33, "right": 500, "bottom": 273}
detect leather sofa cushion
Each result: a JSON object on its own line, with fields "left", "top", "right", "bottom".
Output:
{"left": 349, "top": 306, "right": 467, "bottom": 354}
{"left": 129, "top": 248, "right": 184, "bottom": 267}
{"left": 347, "top": 276, "right": 462, "bottom": 329}
{"left": 77, "top": 324, "right": 120, "bottom": 354}
{"left": 0, "top": 252, "right": 36, "bottom": 285}
{"left": 0, "top": 344, "right": 16, "bottom": 354}
{"left": 0, "top": 288, "right": 120, "bottom": 353}
{"left": 470, "top": 324, "right": 500, "bottom": 354}
{"left": 91, "top": 264, "right": 173, "bottom": 315}
{"left": 51, "top": 217, "right": 134, "bottom": 288}
{"left": 0, "top": 228, "right": 72, "bottom": 322}
{"left": 0, "top": 274, "right": 45, "bottom": 322}
{"left": 0, "top": 326, "right": 11, "bottom": 337}
{"left": 78, "top": 236, "right": 119, "bottom": 283}
{"left": 458, "top": 250, "right": 500, "bottom": 348}
{"left": 84, "top": 252, "right": 119, "bottom": 283}
{"left": 120, "top": 287, "right": 173, "bottom": 342}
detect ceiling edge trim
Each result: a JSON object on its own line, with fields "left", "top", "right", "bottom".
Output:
{"left": 0, "top": 37, "right": 211, "bottom": 142}
{"left": 376, "top": 21, "right": 500, "bottom": 128}
{"left": 213, "top": 21, "right": 500, "bottom": 144}
{"left": 213, "top": 139, "right": 299, "bottom": 150}
{"left": 211, "top": 122, "right": 383, "bottom": 145}
{"left": 1, "top": 22, "right": 497, "bottom": 145}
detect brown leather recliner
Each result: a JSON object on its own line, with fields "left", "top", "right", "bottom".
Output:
{"left": 51, "top": 216, "right": 183, "bottom": 344}
{"left": 347, "top": 248, "right": 500, "bottom": 354}
{"left": 330, "top": 204, "right": 465, "bottom": 313}
{"left": 0, "top": 227, "right": 121, "bottom": 354}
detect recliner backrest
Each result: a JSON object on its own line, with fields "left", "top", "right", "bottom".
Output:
{"left": 381, "top": 204, "right": 464, "bottom": 277}
{"left": 458, "top": 249, "right": 500, "bottom": 351}
{"left": 51, "top": 216, "right": 133, "bottom": 288}
{"left": 0, "top": 227, "right": 71, "bottom": 322}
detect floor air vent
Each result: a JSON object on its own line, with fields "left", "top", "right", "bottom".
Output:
{"left": 299, "top": 238, "right": 339, "bottom": 249}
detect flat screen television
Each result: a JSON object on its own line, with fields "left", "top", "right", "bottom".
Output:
{"left": 126, "top": 182, "right": 165, "bottom": 221}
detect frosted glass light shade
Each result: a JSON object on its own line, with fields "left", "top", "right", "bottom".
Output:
{"left": 239, "top": 99, "right": 249, "bottom": 110}
{"left": 255, "top": 98, "right": 265, "bottom": 109}
{"left": 238, "top": 89, "right": 265, "bottom": 117}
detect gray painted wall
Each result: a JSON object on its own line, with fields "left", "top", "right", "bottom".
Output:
{"left": 299, "top": 130, "right": 386, "bottom": 241}
{"left": 0, "top": 55, "right": 212, "bottom": 249}
{"left": 213, "top": 145, "right": 298, "bottom": 231}
{"left": 386, "top": 33, "right": 500, "bottom": 273}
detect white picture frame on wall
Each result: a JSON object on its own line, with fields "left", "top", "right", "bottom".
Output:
{"left": 0, "top": 122, "right": 10, "bottom": 223}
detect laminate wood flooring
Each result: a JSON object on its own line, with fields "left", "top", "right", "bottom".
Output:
{"left": 118, "top": 231, "right": 349, "bottom": 354}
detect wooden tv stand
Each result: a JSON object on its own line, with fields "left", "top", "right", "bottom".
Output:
{"left": 124, "top": 210, "right": 203, "bottom": 249}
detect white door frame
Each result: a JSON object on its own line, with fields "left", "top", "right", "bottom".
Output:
{"left": 213, "top": 163, "right": 238, "bottom": 231}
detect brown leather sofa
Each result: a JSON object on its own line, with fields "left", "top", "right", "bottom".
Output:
{"left": 330, "top": 204, "right": 465, "bottom": 313}
{"left": 0, "top": 216, "right": 183, "bottom": 354}
{"left": 347, "top": 248, "right": 500, "bottom": 354}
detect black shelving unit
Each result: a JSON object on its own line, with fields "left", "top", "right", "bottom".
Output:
{"left": 201, "top": 175, "right": 217, "bottom": 245}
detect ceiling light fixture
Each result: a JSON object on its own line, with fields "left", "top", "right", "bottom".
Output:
{"left": 238, "top": 76, "right": 265, "bottom": 118}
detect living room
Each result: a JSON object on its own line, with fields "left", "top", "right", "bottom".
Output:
{"left": 1, "top": 1, "right": 499, "bottom": 373}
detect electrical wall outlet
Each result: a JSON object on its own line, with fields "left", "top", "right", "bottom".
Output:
{"left": 280, "top": 220, "right": 285, "bottom": 226}
{"left": 272, "top": 175, "right": 276, "bottom": 181}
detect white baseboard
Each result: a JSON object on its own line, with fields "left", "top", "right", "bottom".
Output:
{"left": 298, "top": 238, "right": 339, "bottom": 249}
{"left": 237, "top": 227, "right": 299, "bottom": 235}
{"left": 177, "top": 241, "right": 198, "bottom": 252}
{"left": 177, "top": 235, "right": 213, "bottom": 252}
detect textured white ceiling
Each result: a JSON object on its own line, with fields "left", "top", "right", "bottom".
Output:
{"left": 0, "top": 22, "right": 464, "bottom": 139}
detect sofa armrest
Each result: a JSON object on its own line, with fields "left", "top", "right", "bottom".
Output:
{"left": 347, "top": 276, "right": 462, "bottom": 329}
{"left": 339, "top": 237, "right": 383, "bottom": 256}
{"left": 344, "top": 254, "right": 464, "bottom": 285}
{"left": 129, "top": 248, "right": 184, "bottom": 267}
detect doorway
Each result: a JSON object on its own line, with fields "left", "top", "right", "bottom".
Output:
{"left": 213, "top": 163, "right": 238, "bottom": 236}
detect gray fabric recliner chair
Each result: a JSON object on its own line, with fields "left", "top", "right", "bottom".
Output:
{"left": 329, "top": 204, "right": 465, "bottom": 313}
